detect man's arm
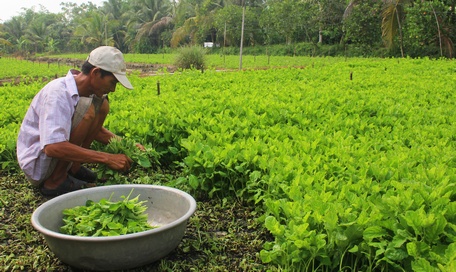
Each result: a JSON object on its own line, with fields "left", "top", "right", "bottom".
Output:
{"left": 95, "top": 127, "right": 118, "bottom": 145}
{"left": 95, "top": 127, "right": 146, "bottom": 151}
{"left": 44, "top": 141, "right": 132, "bottom": 172}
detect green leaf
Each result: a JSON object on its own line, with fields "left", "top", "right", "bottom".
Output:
{"left": 445, "top": 243, "right": 456, "bottom": 262}
{"left": 425, "top": 214, "right": 447, "bottom": 243}
{"left": 264, "top": 216, "right": 285, "bottom": 236}
{"left": 108, "top": 202, "right": 122, "bottom": 212}
{"left": 107, "top": 222, "right": 123, "bottom": 230}
{"left": 406, "top": 241, "right": 430, "bottom": 258}
{"left": 348, "top": 245, "right": 358, "bottom": 253}
{"left": 390, "top": 234, "right": 407, "bottom": 248}
{"left": 137, "top": 156, "right": 152, "bottom": 168}
{"left": 188, "top": 175, "right": 200, "bottom": 189}
{"left": 324, "top": 207, "right": 338, "bottom": 231}
{"left": 363, "top": 226, "right": 387, "bottom": 241}
{"left": 384, "top": 247, "right": 408, "bottom": 261}
{"left": 411, "top": 258, "right": 438, "bottom": 272}
{"left": 259, "top": 249, "right": 273, "bottom": 263}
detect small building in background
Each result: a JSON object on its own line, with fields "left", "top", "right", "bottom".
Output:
{"left": 203, "top": 42, "right": 213, "bottom": 48}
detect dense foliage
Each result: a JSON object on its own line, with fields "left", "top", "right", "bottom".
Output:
{"left": 2, "top": 56, "right": 456, "bottom": 270}
{"left": 1, "top": 0, "right": 456, "bottom": 57}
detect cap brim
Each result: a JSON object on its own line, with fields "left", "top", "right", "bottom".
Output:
{"left": 114, "top": 73, "right": 133, "bottom": 90}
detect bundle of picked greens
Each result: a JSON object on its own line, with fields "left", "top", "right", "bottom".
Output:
{"left": 60, "top": 189, "right": 155, "bottom": 236}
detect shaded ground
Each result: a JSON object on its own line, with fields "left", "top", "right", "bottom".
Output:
{"left": 0, "top": 172, "right": 274, "bottom": 271}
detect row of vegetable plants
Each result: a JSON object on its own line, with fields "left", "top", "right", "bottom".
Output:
{"left": 1, "top": 56, "right": 455, "bottom": 270}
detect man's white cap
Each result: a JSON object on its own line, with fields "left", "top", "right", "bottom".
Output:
{"left": 87, "top": 46, "right": 133, "bottom": 90}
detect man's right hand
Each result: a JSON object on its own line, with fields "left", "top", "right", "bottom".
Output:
{"left": 44, "top": 142, "right": 134, "bottom": 173}
{"left": 106, "top": 154, "right": 133, "bottom": 172}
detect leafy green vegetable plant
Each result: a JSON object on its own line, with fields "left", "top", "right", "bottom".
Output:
{"left": 95, "top": 137, "right": 160, "bottom": 182}
{"left": 60, "top": 189, "right": 155, "bottom": 236}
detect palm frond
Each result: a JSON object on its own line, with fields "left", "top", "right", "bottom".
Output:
{"left": 136, "top": 16, "right": 173, "bottom": 41}
{"left": 170, "top": 17, "right": 197, "bottom": 47}
{"left": 0, "top": 38, "right": 12, "bottom": 46}
{"left": 170, "top": 26, "right": 187, "bottom": 47}
{"left": 381, "top": 0, "right": 401, "bottom": 48}
{"left": 149, "top": 16, "right": 173, "bottom": 35}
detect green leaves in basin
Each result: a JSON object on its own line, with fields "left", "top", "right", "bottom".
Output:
{"left": 60, "top": 189, "right": 155, "bottom": 236}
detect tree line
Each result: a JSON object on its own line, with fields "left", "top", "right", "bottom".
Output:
{"left": 0, "top": 0, "right": 455, "bottom": 58}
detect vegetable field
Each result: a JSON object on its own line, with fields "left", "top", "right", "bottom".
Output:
{"left": 1, "top": 56, "right": 456, "bottom": 271}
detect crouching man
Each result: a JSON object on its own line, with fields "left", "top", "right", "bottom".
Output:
{"left": 17, "top": 46, "right": 137, "bottom": 197}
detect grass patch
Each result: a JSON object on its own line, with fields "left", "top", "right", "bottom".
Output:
{"left": 174, "top": 46, "right": 208, "bottom": 71}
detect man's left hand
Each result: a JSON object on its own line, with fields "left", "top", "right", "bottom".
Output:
{"left": 135, "top": 143, "right": 146, "bottom": 151}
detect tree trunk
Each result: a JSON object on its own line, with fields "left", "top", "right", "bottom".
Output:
{"left": 431, "top": 5, "right": 443, "bottom": 57}
{"left": 239, "top": 1, "right": 245, "bottom": 70}
{"left": 396, "top": 9, "right": 404, "bottom": 58}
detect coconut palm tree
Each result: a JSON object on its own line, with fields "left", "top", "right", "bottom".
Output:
{"left": 3, "top": 17, "right": 27, "bottom": 52}
{"left": 25, "top": 21, "right": 48, "bottom": 53}
{"left": 0, "top": 27, "right": 13, "bottom": 53}
{"left": 101, "top": 0, "right": 131, "bottom": 51}
{"left": 74, "top": 11, "right": 115, "bottom": 48}
{"left": 171, "top": 0, "right": 228, "bottom": 47}
{"left": 3, "top": 19, "right": 23, "bottom": 39}
{"left": 133, "top": 0, "right": 175, "bottom": 48}
{"left": 170, "top": 0, "right": 199, "bottom": 47}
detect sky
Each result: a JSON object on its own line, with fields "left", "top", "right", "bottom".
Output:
{"left": 1, "top": 0, "right": 106, "bottom": 22}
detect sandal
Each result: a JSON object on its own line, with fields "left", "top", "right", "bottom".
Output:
{"left": 69, "top": 166, "right": 97, "bottom": 183}
{"left": 40, "top": 175, "right": 96, "bottom": 197}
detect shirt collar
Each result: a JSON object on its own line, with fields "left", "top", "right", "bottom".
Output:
{"left": 65, "top": 69, "right": 80, "bottom": 98}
